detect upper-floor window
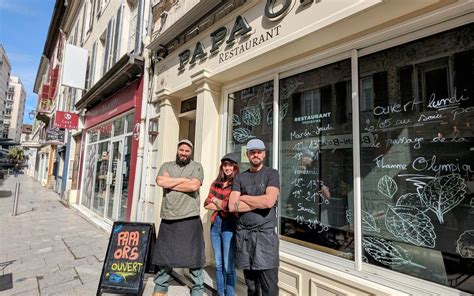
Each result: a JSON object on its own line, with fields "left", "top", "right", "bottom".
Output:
{"left": 101, "top": 5, "right": 123, "bottom": 76}
{"left": 87, "top": 41, "right": 98, "bottom": 90}
{"left": 360, "top": 76, "right": 374, "bottom": 111}
{"left": 128, "top": 0, "right": 138, "bottom": 53}
{"left": 97, "top": 0, "right": 110, "bottom": 19}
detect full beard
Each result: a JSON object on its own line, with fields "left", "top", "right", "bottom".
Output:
{"left": 176, "top": 154, "right": 191, "bottom": 166}
{"left": 250, "top": 157, "right": 262, "bottom": 167}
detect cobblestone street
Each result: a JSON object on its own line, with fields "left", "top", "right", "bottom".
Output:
{"left": 0, "top": 175, "right": 191, "bottom": 296}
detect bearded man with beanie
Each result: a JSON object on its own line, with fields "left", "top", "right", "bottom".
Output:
{"left": 152, "top": 139, "right": 205, "bottom": 296}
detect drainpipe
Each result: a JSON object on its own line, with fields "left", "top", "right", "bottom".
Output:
{"left": 130, "top": 0, "right": 153, "bottom": 222}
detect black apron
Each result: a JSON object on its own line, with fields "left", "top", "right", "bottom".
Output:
{"left": 152, "top": 216, "right": 205, "bottom": 268}
{"left": 235, "top": 218, "right": 279, "bottom": 270}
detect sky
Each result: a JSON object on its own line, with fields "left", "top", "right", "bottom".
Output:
{"left": 0, "top": 0, "right": 55, "bottom": 124}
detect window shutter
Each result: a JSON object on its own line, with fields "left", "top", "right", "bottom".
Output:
{"left": 113, "top": 5, "right": 123, "bottom": 63}
{"left": 73, "top": 23, "right": 79, "bottom": 45}
{"left": 89, "top": 0, "right": 95, "bottom": 31}
{"left": 134, "top": 0, "right": 144, "bottom": 54}
{"left": 102, "top": 20, "right": 112, "bottom": 76}
{"left": 90, "top": 41, "right": 97, "bottom": 88}
{"left": 81, "top": 2, "right": 88, "bottom": 45}
{"left": 85, "top": 56, "right": 90, "bottom": 90}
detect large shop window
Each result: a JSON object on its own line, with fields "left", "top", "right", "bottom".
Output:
{"left": 81, "top": 112, "right": 135, "bottom": 222}
{"left": 359, "top": 25, "right": 473, "bottom": 293}
{"left": 279, "top": 59, "right": 354, "bottom": 259}
{"left": 227, "top": 81, "right": 274, "bottom": 169}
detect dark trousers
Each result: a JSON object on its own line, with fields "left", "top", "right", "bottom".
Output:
{"left": 243, "top": 268, "right": 279, "bottom": 296}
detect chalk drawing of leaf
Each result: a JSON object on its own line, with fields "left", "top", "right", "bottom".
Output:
{"left": 266, "top": 103, "right": 290, "bottom": 126}
{"left": 232, "top": 114, "right": 241, "bottom": 126}
{"left": 385, "top": 205, "right": 436, "bottom": 248}
{"left": 362, "top": 210, "right": 380, "bottom": 233}
{"left": 362, "top": 237, "right": 425, "bottom": 269}
{"left": 346, "top": 209, "right": 352, "bottom": 225}
{"left": 363, "top": 255, "right": 369, "bottom": 263}
{"left": 266, "top": 110, "right": 273, "bottom": 126}
{"left": 421, "top": 174, "right": 467, "bottom": 223}
{"left": 280, "top": 102, "right": 289, "bottom": 120}
{"left": 280, "top": 78, "right": 303, "bottom": 100}
{"left": 456, "top": 230, "right": 474, "bottom": 258}
{"left": 232, "top": 128, "right": 255, "bottom": 143}
{"left": 241, "top": 106, "right": 261, "bottom": 126}
{"left": 377, "top": 175, "right": 398, "bottom": 199}
{"left": 396, "top": 193, "right": 427, "bottom": 210}
{"left": 346, "top": 209, "right": 379, "bottom": 233}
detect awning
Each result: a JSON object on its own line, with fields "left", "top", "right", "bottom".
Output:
{"left": 75, "top": 53, "right": 144, "bottom": 110}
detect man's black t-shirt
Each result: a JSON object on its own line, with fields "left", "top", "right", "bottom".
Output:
{"left": 232, "top": 166, "right": 280, "bottom": 270}
{"left": 232, "top": 166, "right": 280, "bottom": 227}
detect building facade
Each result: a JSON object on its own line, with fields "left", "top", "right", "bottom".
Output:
{"left": 4, "top": 76, "right": 26, "bottom": 143}
{"left": 0, "top": 45, "right": 11, "bottom": 139}
{"left": 146, "top": 0, "right": 473, "bottom": 295}
{"left": 62, "top": 0, "right": 150, "bottom": 228}
{"left": 32, "top": 0, "right": 68, "bottom": 188}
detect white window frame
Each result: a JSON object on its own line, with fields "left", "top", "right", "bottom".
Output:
{"left": 78, "top": 110, "right": 134, "bottom": 223}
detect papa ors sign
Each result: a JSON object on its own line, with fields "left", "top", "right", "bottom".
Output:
{"left": 177, "top": 0, "right": 311, "bottom": 71}
{"left": 97, "top": 222, "right": 155, "bottom": 295}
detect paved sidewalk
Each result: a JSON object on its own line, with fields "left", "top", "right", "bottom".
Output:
{"left": 0, "top": 175, "right": 192, "bottom": 296}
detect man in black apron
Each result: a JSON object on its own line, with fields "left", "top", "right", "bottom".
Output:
{"left": 152, "top": 139, "right": 205, "bottom": 296}
{"left": 229, "top": 139, "right": 280, "bottom": 296}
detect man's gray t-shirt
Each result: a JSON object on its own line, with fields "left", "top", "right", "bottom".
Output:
{"left": 158, "top": 160, "right": 204, "bottom": 220}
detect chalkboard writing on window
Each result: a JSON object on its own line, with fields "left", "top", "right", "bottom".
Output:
{"left": 278, "top": 59, "right": 354, "bottom": 259}
{"left": 358, "top": 25, "right": 474, "bottom": 294}
{"left": 97, "top": 222, "right": 155, "bottom": 296}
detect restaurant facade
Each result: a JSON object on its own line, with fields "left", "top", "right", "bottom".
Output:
{"left": 147, "top": 0, "right": 473, "bottom": 294}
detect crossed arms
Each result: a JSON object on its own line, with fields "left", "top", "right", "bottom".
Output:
{"left": 156, "top": 171, "right": 201, "bottom": 192}
{"left": 228, "top": 186, "right": 279, "bottom": 213}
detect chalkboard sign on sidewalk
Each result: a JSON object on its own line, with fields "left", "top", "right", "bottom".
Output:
{"left": 97, "top": 222, "right": 155, "bottom": 296}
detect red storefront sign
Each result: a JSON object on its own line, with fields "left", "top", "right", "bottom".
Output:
{"left": 84, "top": 81, "right": 137, "bottom": 129}
{"left": 55, "top": 111, "right": 79, "bottom": 129}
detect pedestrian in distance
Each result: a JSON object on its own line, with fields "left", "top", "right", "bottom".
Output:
{"left": 14, "top": 163, "right": 20, "bottom": 177}
{"left": 204, "top": 153, "right": 240, "bottom": 296}
{"left": 229, "top": 139, "right": 281, "bottom": 296}
{"left": 152, "top": 139, "right": 206, "bottom": 296}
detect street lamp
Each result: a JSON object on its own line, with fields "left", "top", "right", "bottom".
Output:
{"left": 28, "top": 110, "right": 37, "bottom": 120}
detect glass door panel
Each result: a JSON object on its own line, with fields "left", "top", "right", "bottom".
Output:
{"left": 118, "top": 136, "right": 132, "bottom": 220}
{"left": 82, "top": 143, "right": 98, "bottom": 208}
{"left": 93, "top": 142, "right": 109, "bottom": 215}
{"left": 106, "top": 140, "right": 123, "bottom": 220}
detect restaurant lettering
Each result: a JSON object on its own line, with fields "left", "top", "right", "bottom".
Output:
{"left": 178, "top": 0, "right": 315, "bottom": 71}
{"left": 218, "top": 26, "right": 281, "bottom": 64}
{"left": 179, "top": 15, "right": 253, "bottom": 71}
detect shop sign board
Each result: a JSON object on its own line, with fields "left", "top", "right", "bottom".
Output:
{"left": 158, "top": 0, "right": 380, "bottom": 90}
{"left": 84, "top": 81, "right": 137, "bottom": 129}
{"left": 176, "top": 0, "right": 380, "bottom": 71}
{"left": 55, "top": 111, "right": 79, "bottom": 129}
{"left": 46, "top": 128, "right": 65, "bottom": 143}
{"left": 97, "top": 222, "right": 155, "bottom": 295}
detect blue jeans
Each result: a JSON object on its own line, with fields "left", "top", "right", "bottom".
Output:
{"left": 211, "top": 215, "right": 236, "bottom": 296}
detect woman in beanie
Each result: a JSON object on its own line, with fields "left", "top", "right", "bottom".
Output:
{"left": 204, "top": 153, "right": 239, "bottom": 296}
